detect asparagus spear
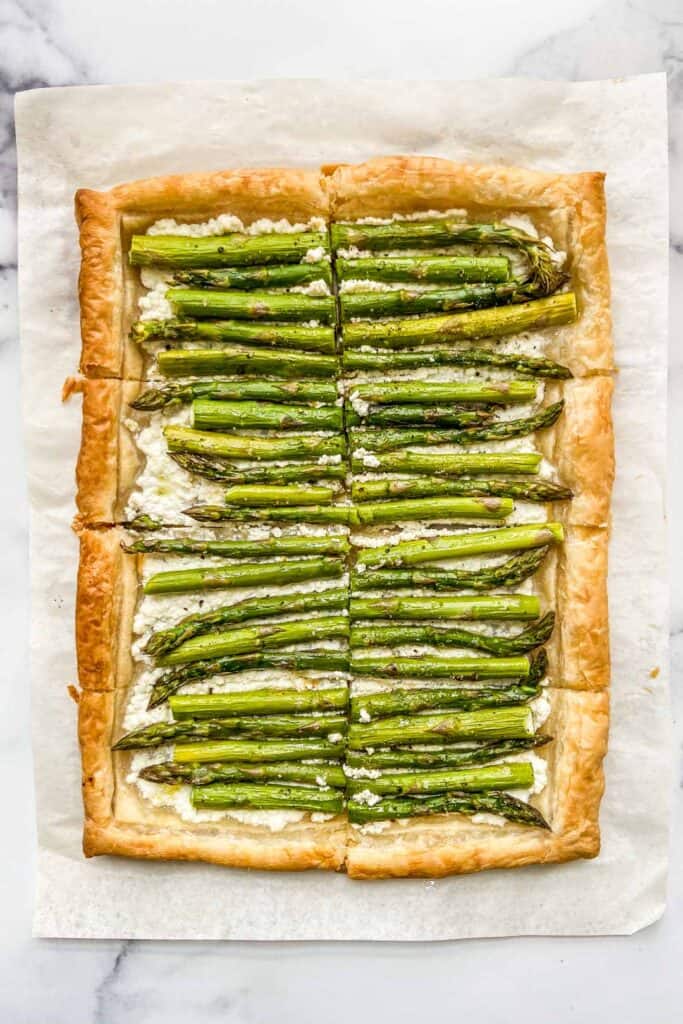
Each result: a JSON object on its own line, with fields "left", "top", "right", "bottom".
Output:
{"left": 349, "top": 380, "right": 537, "bottom": 406}
{"left": 346, "top": 762, "right": 534, "bottom": 796}
{"left": 351, "top": 548, "right": 548, "bottom": 592}
{"left": 143, "top": 556, "right": 344, "bottom": 595}
{"left": 351, "top": 451, "right": 542, "bottom": 476}
{"left": 342, "top": 346, "right": 572, "bottom": 378}
{"left": 351, "top": 476, "right": 571, "bottom": 502}
{"left": 140, "top": 760, "right": 346, "bottom": 787}
{"left": 356, "top": 523, "right": 564, "bottom": 568}
{"left": 169, "top": 687, "right": 348, "bottom": 718}
{"left": 125, "top": 535, "right": 350, "bottom": 560}
{"left": 113, "top": 713, "right": 348, "bottom": 750}
{"left": 192, "top": 398, "right": 343, "bottom": 432}
{"left": 347, "top": 791, "right": 548, "bottom": 828}
{"left": 125, "top": 513, "right": 163, "bottom": 531}
{"left": 349, "top": 595, "right": 540, "bottom": 621}
{"left": 164, "top": 425, "right": 345, "bottom": 461}
{"left": 145, "top": 585, "right": 348, "bottom": 658}
{"left": 353, "top": 496, "right": 514, "bottom": 524}
{"left": 130, "top": 231, "right": 329, "bottom": 268}
{"left": 526, "top": 649, "right": 548, "bottom": 686}
{"left": 340, "top": 281, "right": 535, "bottom": 320}
{"left": 149, "top": 652, "right": 350, "bottom": 709}
{"left": 133, "top": 318, "right": 336, "bottom": 354}
{"left": 173, "top": 263, "right": 332, "bottom": 290}
{"left": 192, "top": 782, "right": 344, "bottom": 814}
{"left": 174, "top": 737, "right": 346, "bottom": 764}
{"left": 337, "top": 255, "right": 510, "bottom": 284}
{"left": 167, "top": 287, "right": 335, "bottom": 324}
{"left": 156, "top": 346, "right": 338, "bottom": 379}
{"left": 331, "top": 219, "right": 565, "bottom": 295}
{"left": 160, "top": 615, "right": 349, "bottom": 666}
{"left": 350, "top": 653, "right": 530, "bottom": 680}
{"left": 185, "top": 504, "right": 353, "bottom": 525}
{"left": 346, "top": 736, "right": 551, "bottom": 770}
{"left": 350, "top": 684, "right": 538, "bottom": 721}
{"left": 347, "top": 705, "right": 534, "bottom": 749}
{"left": 221, "top": 484, "right": 339, "bottom": 506}
{"left": 343, "top": 293, "right": 577, "bottom": 349}
{"left": 170, "top": 452, "right": 347, "bottom": 484}
{"left": 131, "top": 379, "right": 339, "bottom": 411}
{"left": 349, "top": 402, "right": 563, "bottom": 451}
{"left": 346, "top": 405, "right": 493, "bottom": 428}
{"left": 351, "top": 613, "right": 555, "bottom": 656}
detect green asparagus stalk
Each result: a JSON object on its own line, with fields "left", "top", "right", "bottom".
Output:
{"left": 173, "top": 263, "right": 332, "bottom": 290}
{"left": 124, "top": 514, "right": 163, "bottom": 531}
{"left": 349, "top": 402, "right": 563, "bottom": 452}
{"left": 164, "top": 425, "right": 345, "bottom": 461}
{"left": 356, "top": 523, "right": 564, "bottom": 568}
{"left": 145, "top": 585, "right": 348, "bottom": 658}
{"left": 350, "top": 653, "right": 530, "bottom": 680}
{"left": 347, "top": 791, "right": 548, "bottom": 828}
{"left": 191, "top": 782, "right": 344, "bottom": 814}
{"left": 130, "top": 231, "right": 329, "bottom": 268}
{"left": 349, "top": 595, "right": 540, "bottom": 621}
{"left": 185, "top": 504, "right": 353, "bottom": 525}
{"left": 526, "top": 649, "right": 548, "bottom": 686}
{"left": 140, "top": 760, "right": 346, "bottom": 787}
{"left": 149, "top": 652, "right": 349, "bottom": 709}
{"left": 345, "top": 405, "right": 493, "bottom": 428}
{"left": 221, "top": 484, "right": 339, "bottom": 506}
{"left": 350, "top": 612, "right": 555, "bottom": 657}
{"left": 125, "top": 535, "right": 350, "bottom": 560}
{"left": 342, "top": 346, "right": 572, "bottom": 378}
{"left": 132, "top": 318, "right": 336, "bottom": 354}
{"left": 346, "top": 762, "right": 534, "bottom": 796}
{"left": 345, "top": 736, "right": 551, "bottom": 770}
{"left": 156, "top": 346, "right": 338, "bottom": 379}
{"left": 353, "top": 496, "right": 513, "bottom": 524}
{"left": 144, "top": 556, "right": 344, "bottom": 595}
{"left": 343, "top": 293, "right": 577, "bottom": 349}
{"left": 113, "top": 713, "right": 348, "bottom": 750}
{"left": 340, "top": 281, "right": 536, "bottom": 320}
{"left": 349, "top": 380, "right": 537, "bottom": 406}
{"left": 331, "top": 219, "right": 565, "bottom": 295}
{"left": 192, "top": 398, "right": 343, "bottom": 432}
{"left": 169, "top": 687, "right": 348, "bottom": 719}
{"left": 170, "top": 452, "right": 347, "bottom": 484}
{"left": 347, "top": 705, "right": 534, "bottom": 749}
{"left": 350, "top": 684, "right": 538, "bottom": 721}
{"left": 174, "top": 737, "right": 346, "bottom": 764}
{"left": 351, "top": 548, "right": 548, "bottom": 592}
{"left": 160, "top": 615, "right": 349, "bottom": 666}
{"left": 351, "top": 476, "right": 571, "bottom": 502}
{"left": 352, "top": 451, "right": 541, "bottom": 476}
{"left": 131, "top": 379, "right": 339, "bottom": 411}
{"left": 167, "top": 287, "right": 335, "bottom": 324}
{"left": 336, "top": 255, "right": 510, "bottom": 284}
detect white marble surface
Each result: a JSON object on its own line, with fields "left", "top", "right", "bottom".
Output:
{"left": 1, "top": 0, "right": 681, "bottom": 1019}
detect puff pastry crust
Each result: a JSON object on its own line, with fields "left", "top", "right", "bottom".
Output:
{"left": 74, "top": 156, "right": 613, "bottom": 875}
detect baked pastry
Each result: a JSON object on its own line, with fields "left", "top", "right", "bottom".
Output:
{"left": 74, "top": 156, "right": 613, "bottom": 876}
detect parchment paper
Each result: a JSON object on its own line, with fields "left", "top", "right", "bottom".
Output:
{"left": 15, "top": 74, "right": 670, "bottom": 940}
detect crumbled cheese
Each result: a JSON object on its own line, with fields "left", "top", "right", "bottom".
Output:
{"left": 327, "top": 732, "right": 344, "bottom": 743}
{"left": 358, "top": 708, "right": 372, "bottom": 723}
{"left": 138, "top": 281, "right": 172, "bottom": 321}
{"left": 291, "top": 279, "right": 332, "bottom": 296}
{"left": 302, "top": 246, "right": 329, "bottom": 264}
{"left": 348, "top": 391, "right": 370, "bottom": 417}
{"left": 146, "top": 214, "right": 326, "bottom": 237}
{"left": 343, "top": 765, "right": 381, "bottom": 779}
{"left": 471, "top": 813, "right": 507, "bottom": 827}
{"left": 352, "top": 789, "right": 383, "bottom": 807}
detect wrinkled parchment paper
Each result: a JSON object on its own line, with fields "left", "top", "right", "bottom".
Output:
{"left": 15, "top": 75, "right": 670, "bottom": 939}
